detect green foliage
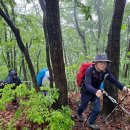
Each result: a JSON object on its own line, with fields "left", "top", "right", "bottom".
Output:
{"left": 0, "top": 84, "right": 15, "bottom": 110}
{"left": 121, "top": 24, "right": 127, "bottom": 31}
{"left": 127, "top": 51, "right": 130, "bottom": 58}
{"left": 0, "top": 84, "right": 74, "bottom": 129}
{"left": 65, "top": 53, "right": 94, "bottom": 91}
{"left": 47, "top": 106, "right": 74, "bottom": 130}
{"left": 76, "top": 1, "right": 92, "bottom": 20}
{"left": 0, "top": 66, "right": 8, "bottom": 80}
{"left": 15, "top": 84, "right": 59, "bottom": 124}
{"left": 125, "top": 2, "right": 130, "bottom": 16}
{"left": 0, "top": 0, "right": 46, "bottom": 81}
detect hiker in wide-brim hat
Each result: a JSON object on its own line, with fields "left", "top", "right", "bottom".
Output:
{"left": 93, "top": 53, "right": 112, "bottom": 63}
{"left": 77, "top": 52, "right": 130, "bottom": 130}
{"left": 93, "top": 53, "right": 112, "bottom": 72}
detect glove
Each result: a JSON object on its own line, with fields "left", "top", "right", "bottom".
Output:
{"left": 96, "top": 90, "right": 103, "bottom": 97}
{"left": 123, "top": 86, "right": 130, "bottom": 93}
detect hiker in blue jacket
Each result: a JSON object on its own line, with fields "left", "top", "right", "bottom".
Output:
{"left": 36, "top": 68, "right": 50, "bottom": 87}
{"left": 77, "top": 53, "right": 130, "bottom": 129}
{"left": 36, "top": 68, "right": 50, "bottom": 95}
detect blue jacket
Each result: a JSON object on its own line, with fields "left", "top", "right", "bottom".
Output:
{"left": 4, "top": 70, "right": 21, "bottom": 89}
{"left": 36, "top": 68, "right": 48, "bottom": 87}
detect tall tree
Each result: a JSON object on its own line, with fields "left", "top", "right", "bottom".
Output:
{"left": 39, "top": 0, "right": 68, "bottom": 108}
{"left": 94, "top": 0, "right": 102, "bottom": 53}
{"left": 39, "top": 0, "right": 54, "bottom": 88}
{"left": 104, "top": 0, "right": 126, "bottom": 115}
{"left": 74, "top": 0, "right": 87, "bottom": 54}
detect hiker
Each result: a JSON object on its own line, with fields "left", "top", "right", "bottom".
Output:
{"left": 4, "top": 69, "right": 21, "bottom": 88}
{"left": 77, "top": 53, "right": 130, "bottom": 129}
{"left": 36, "top": 68, "right": 50, "bottom": 95}
{"left": 3, "top": 69, "right": 22, "bottom": 107}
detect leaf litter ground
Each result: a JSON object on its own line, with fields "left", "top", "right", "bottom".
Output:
{"left": 68, "top": 91, "right": 130, "bottom": 130}
{"left": 0, "top": 91, "right": 130, "bottom": 130}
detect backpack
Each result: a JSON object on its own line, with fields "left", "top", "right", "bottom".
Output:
{"left": 76, "top": 62, "right": 92, "bottom": 87}
{"left": 36, "top": 68, "right": 48, "bottom": 87}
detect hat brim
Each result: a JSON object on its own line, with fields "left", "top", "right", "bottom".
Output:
{"left": 93, "top": 60, "right": 112, "bottom": 63}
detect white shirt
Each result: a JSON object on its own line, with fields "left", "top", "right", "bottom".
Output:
{"left": 42, "top": 70, "right": 50, "bottom": 86}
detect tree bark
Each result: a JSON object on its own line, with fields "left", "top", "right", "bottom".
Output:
{"left": 74, "top": 0, "right": 87, "bottom": 54}
{"left": 94, "top": 0, "right": 102, "bottom": 53}
{"left": 104, "top": 0, "right": 126, "bottom": 115}
{"left": 39, "top": 0, "right": 54, "bottom": 88}
{"left": 36, "top": 50, "right": 41, "bottom": 73}
{"left": 39, "top": 0, "right": 68, "bottom": 107}
{"left": 21, "top": 55, "right": 28, "bottom": 82}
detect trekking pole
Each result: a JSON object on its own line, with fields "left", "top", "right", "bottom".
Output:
{"left": 103, "top": 92, "right": 130, "bottom": 123}
{"left": 92, "top": 74, "right": 109, "bottom": 105}
{"left": 99, "top": 74, "right": 109, "bottom": 90}
{"left": 98, "top": 74, "right": 130, "bottom": 122}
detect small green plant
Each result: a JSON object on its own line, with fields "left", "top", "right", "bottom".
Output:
{"left": 0, "top": 84, "right": 74, "bottom": 130}
{"left": 0, "top": 84, "right": 16, "bottom": 110}
{"left": 46, "top": 106, "right": 74, "bottom": 130}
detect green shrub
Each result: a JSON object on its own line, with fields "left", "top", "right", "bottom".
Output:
{"left": 0, "top": 84, "right": 74, "bottom": 130}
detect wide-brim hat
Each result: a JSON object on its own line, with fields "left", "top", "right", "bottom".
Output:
{"left": 93, "top": 53, "right": 112, "bottom": 63}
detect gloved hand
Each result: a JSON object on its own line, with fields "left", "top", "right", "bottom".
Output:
{"left": 123, "top": 86, "right": 130, "bottom": 94}
{"left": 96, "top": 90, "right": 103, "bottom": 97}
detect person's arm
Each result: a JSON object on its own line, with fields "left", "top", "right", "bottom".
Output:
{"left": 107, "top": 70, "right": 124, "bottom": 90}
{"left": 85, "top": 68, "right": 98, "bottom": 95}
{"left": 3, "top": 77, "right": 11, "bottom": 84}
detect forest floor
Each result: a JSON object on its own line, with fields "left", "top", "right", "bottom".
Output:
{"left": 69, "top": 91, "right": 130, "bottom": 130}
{"left": 0, "top": 91, "right": 130, "bottom": 130}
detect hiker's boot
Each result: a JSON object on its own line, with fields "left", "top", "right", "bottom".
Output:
{"left": 87, "top": 122, "right": 100, "bottom": 130}
{"left": 77, "top": 114, "right": 84, "bottom": 122}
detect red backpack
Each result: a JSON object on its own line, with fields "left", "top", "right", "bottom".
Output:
{"left": 76, "top": 62, "right": 92, "bottom": 87}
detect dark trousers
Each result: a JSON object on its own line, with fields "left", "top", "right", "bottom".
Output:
{"left": 77, "top": 92, "right": 100, "bottom": 124}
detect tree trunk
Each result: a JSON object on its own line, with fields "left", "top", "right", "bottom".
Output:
{"left": 21, "top": 56, "right": 28, "bottom": 82}
{"left": 4, "top": 24, "right": 11, "bottom": 69}
{"left": 36, "top": 50, "right": 41, "bottom": 73}
{"left": 10, "top": 0, "right": 17, "bottom": 70}
{"left": 44, "top": 15, "right": 54, "bottom": 88}
{"left": 40, "top": 0, "right": 68, "bottom": 108}
{"left": 74, "top": 0, "right": 87, "bottom": 54}
{"left": 104, "top": 0, "right": 126, "bottom": 115}
{"left": 39, "top": 0, "right": 54, "bottom": 88}
{"left": 94, "top": 0, "right": 102, "bottom": 53}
